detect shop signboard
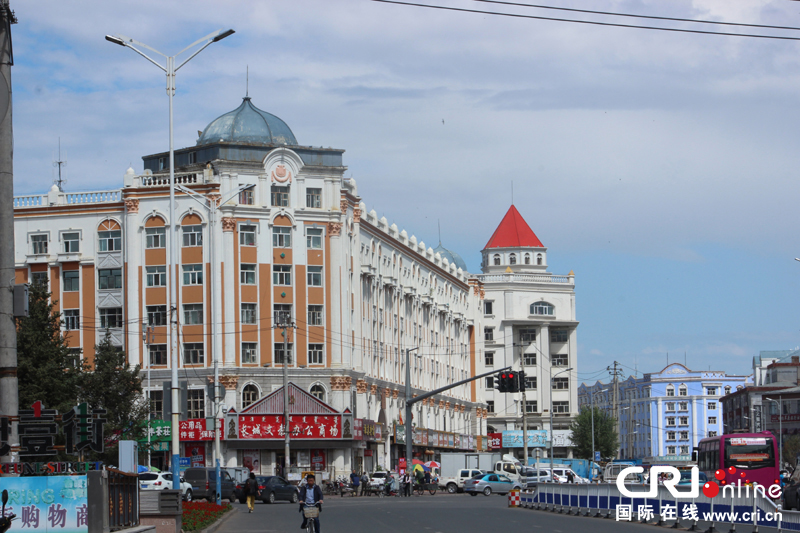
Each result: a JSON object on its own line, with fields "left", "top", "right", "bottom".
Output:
{"left": 242, "top": 450, "right": 260, "bottom": 474}
{"left": 238, "top": 415, "right": 342, "bottom": 440}
{"left": 311, "top": 449, "right": 326, "bottom": 471}
{"left": 139, "top": 419, "right": 171, "bottom": 447}
{"left": 187, "top": 443, "right": 205, "bottom": 467}
{"left": 398, "top": 457, "right": 406, "bottom": 475}
{"left": 488, "top": 432, "right": 502, "bottom": 450}
{"left": 297, "top": 451, "right": 310, "bottom": 468}
{"left": 4, "top": 475, "right": 89, "bottom": 533}
{"left": 501, "top": 430, "right": 548, "bottom": 448}
{"left": 454, "top": 434, "right": 461, "bottom": 449}
{"left": 352, "top": 419, "right": 363, "bottom": 441}
{"left": 394, "top": 423, "right": 406, "bottom": 445}
{"left": 362, "top": 420, "right": 381, "bottom": 442}
{"left": 552, "top": 430, "right": 574, "bottom": 448}
{"left": 179, "top": 419, "right": 224, "bottom": 441}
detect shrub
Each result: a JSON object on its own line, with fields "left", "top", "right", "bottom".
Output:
{"left": 182, "top": 501, "right": 232, "bottom": 531}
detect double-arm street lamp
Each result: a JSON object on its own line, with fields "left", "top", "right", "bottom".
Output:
{"left": 764, "top": 397, "right": 783, "bottom": 467}
{"left": 105, "top": 29, "right": 234, "bottom": 494}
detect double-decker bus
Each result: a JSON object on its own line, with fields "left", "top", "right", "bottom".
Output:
{"left": 696, "top": 432, "right": 780, "bottom": 489}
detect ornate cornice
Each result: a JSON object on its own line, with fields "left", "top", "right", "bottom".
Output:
{"left": 221, "top": 217, "right": 236, "bottom": 232}
{"left": 124, "top": 198, "right": 139, "bottom": 213}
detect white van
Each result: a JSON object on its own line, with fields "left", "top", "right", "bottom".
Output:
{"left": 551, "top": 467, "right": 588, "bottom": 484}
{"left": 524, "top": 467, "right": 567, "bottom": 484}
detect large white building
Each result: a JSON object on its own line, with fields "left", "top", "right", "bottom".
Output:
{"left": 477, "top": 206, "right": 579, "bottom": 459}
{"left": 13, "top": 95, "right": 491, "bottom": 476}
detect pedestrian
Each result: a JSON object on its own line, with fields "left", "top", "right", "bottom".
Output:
{"left": 298, "top": 474, "right": 323, "bottom": 533}
{"left": 244, "top": 472, "right": 260, "bottom": 513}
{"left": 424, "top": 470, "right": 431, "bottom": 485}
{"left": 402, "top": 471, "right": 411, "bottom": 497}
{"left": 414, "top": 467, "right": 424, "bottom": 491}
{"left": 360, "top": 472, "right": 370, "bottom": 496}
{"left": 566, "top": 470, "right": 574, "bottom": 484}
{"left": 350, "top": 469, "right": 360, "bottom": 497}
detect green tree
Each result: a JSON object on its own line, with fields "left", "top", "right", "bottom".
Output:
{"left": 79, "top": 330, "right": 149, "bottom": 463}
{"left": 783, "top": 435, "right": 800, "bottom": 469}
{"left": 568, "top": 405, "right": 619, "bottom": 460}
{"left": 16, "top": 281, "right": 82, "bottom": 416}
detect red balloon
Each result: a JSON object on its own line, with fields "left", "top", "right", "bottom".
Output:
{"left": 714, "top": 469, "right": 725, "bottom": 481}
{"left": 702, "top": 482, "right": 720, "bottom": 498}
{"left": 728, "top": 466, "right": 737, "bottom": 475}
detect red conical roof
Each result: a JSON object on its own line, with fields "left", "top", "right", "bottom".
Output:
{"left": 484, "top": 205, "right": 544, "bottom": 249}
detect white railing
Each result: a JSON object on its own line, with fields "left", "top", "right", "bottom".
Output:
{"left": 13, "top": 195, "right": 46, "bottom": 208}
{"left": 66, "top": 190, "right": 121, "bottom": 204}
{"left": 478, "top": 273, "right": 572, "bottom": 284}
{"left": 140, "top": 172, "right": 202, "bottom": 187}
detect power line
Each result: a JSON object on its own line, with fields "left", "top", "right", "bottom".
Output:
{"left": 370, "top": 0, "right": 800, "bottom": 41}
{"left": 474, "top": 0, "right": 800, "bottom": 32}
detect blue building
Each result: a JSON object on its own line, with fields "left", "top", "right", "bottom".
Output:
{"left": 578, "top": 363, "right": 750, "bottom": 462}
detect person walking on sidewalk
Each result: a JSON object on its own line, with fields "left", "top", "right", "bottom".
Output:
{"left": 244, "top": 473, "right": 260, "bottom": 513}
{"left": 350, "top": 469, "right": 360, "bottom": 497}
{"left": 360, "top": 472, "right": 370, "bottom": 496}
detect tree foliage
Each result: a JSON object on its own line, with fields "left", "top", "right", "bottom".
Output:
{"left": 782, "top": 435, "right": 800, "bottom": 469}
{"left": 568, "top": 406, "right": 619, "bottom": 460}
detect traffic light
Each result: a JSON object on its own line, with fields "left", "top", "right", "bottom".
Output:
{"left": 517, "top": 370, "right": 526, "bottom": 392}
{"left": 496, "top": 372, "right": 507, "bottom": 393}
{"left": 507, "top": 371, "right": 517, "bottom": 393}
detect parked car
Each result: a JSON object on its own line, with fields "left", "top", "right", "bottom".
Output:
{"left": 368, "top": 472, "right": 391, "bottom": 488}
{"left": 784, "top": 481, "right": 800, "bottom": 510}
{"left": 235, "top": 476, "right": 299, "bottom": 504}
{"left": 183, "top": 467, "right": 236, "bottom": 502}
{"left": 463, "top": 473, "right": 521, "bottom": 496}
{"left": 139, "top": 472, "right": 194, "bottom": 501}
{"left": 440, "top": 469, "right": 486, "bottom": 493}
{"left": 225, "top": 467, "right": 251, "bottom": 486}
{"left": 552, "top": 467, "right": 588, "bottom": 484}
{"left": 525, "top": 468, "right": 567, "bottom": 484}
{"left": 677, "top": 471, "right": 707, "bottom": 486}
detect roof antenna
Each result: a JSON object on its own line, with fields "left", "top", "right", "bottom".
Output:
{"left": 511, "top": 180, "right": 514, "bottom": 205}
{"left": 53, "top": 137, "right": 67, "bottom": 192}
{"left": 246, "top": 65, "right": 249, "bottom": 97}
{"left": 438, "top": 219, "right": 442, "bottom": 246}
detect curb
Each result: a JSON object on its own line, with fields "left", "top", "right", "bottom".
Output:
{"left": 193, "top": 506, "right": 237, "bottom": 533}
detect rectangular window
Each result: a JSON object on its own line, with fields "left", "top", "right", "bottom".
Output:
{"left": 306, "top": 188, "right": 322, "bottom": 208}
{"left": 239, "top": 225, "right": 256, "bottom": 246}
{"left": 99, "top": 308, "right": 123, "bottom": 329}
{"left": 182, "top": 264, "right": 204, "bottom": 285}
{"left": 667, "top": 431, "right": 676, "bottom": 440}
{"left": 553, "top": 401, "right": 570, "bottom": 414}
{"left": 708, "top": 402, "right": 717, "bottom": 410}
{"left": 551, "top": 353, "right": 568, "bottom": 366}
{"left": 271, "top": 186, "right": 289, "bottom": 207}
{"left": 708, "top": 417, "right": 717, "bottom": 425}
{"left": 98, "top": 268, "right": 123, "bottom": 290}
{"left": 519, "top": 328, "right": 536, "bottom": 343}
{"left": 680, "top": 431, "right": 689, "bottom": 440}
{"left": 63, "top": 232, "right": 80, "bottom": 253}
{"left": 273, "top": 265, "right": 292, "bottom": 286}
{"left": 188, "top": 151, "right": 197, "bottom": 164}
{"left": 484, "top": 352, "right": 494, "bottom": 365}
{"left": 187, "top": 389, "right": 205, "bottom": 418}
{"left": 525, "top": 401, "right": 538, "bottom": 413}
{"left": 484, "top": 301, "right": 493, "bottom": 315}
{"left": 149, "top": 344, "right": 167, "bottom": 366}
{"left": 98, "top": 230, "right": 122, "bottom": 252}
{"left": 146, "top": 266, "right": 167, "bottom": 287}
{"left": 680, "top": 445, "right": 690, "bottom": 455}
{"left": 63, "top": 309, "right": 80, "bottom": 330}
{"left": 149, "top": 390, "right": 163, "bottom": 419}
{"left": 667, "top": 417, "right": 676, "bottom": 427}
{"left": 182, "top": 225, "right": 203, "bottom": 247}
{"left": 147, "top": 305, "right": 168, "bottom": 326}
{"left": 523, "top": 353, "right": 537, "bottom": 366}
{"left": 242, "top": 342, "right": 258, "bottom": 364}
{"left": 183, "top": 304, "right": 203, "bottom": 325}
{"left": 275, "top": 343, "right": 294, "bottom": 364}
{"left": 553, "top": 377, "right": 569, "bottom": 390}
{"left": 158, "top": 157, "right": 167, "bottom": 170}
{"left": 273, "top": 226, "right": 291, "bottom": 248}
{"left": 550, "top": 329, "right": 569, "bottom": 343}
{"left": 667, "top": 388, "right": 675, "bottom": 397}
{"left": 679, "top": 417, "right": 689, "bottom": 425}
{"left": 666, "top": 402, "right": 675, "bottom": 411}
{"left": 525, "top": 377, "right": 537, "bottom": 390}
{"left": 306, "top": 228, "right": 323, "bottom": 249}
{"left": 667, "top": 446, "right": 676, "bottom": 455}
{"left": 145, "top": 227, "right": 166, "bottom": 249}
{"left": 274, "top": 304, "right": 292, "bottom": 324}
{"left": 484, "top": 328, "right": 493, "bottom": 342}
{"left": 239, "top": 189, "right": 255, "bottom": 205}
{"left": 307, "top": 266, "right": 323, "bottom": 287}
{"left": 241, "top": 303, "right": 257, "bottom": 325}
{"left": 183, "top": 343, "right": 204, "bottom": 366}
{"left": 31, "top": 234, "right": 48, "bottom": 255}
{"left": 31, "top": 272, "right": 48, "bottom": 288}
{"left": 240, "top": 264, "right": 256, "bottom": 285}
{"left": 485, "top": 377, "right": 494, "bottom": 389}
{"left": 308, "top": 305, "right": 324, "bottom": 326}
{"left": 708, "top": 431, "right": 718, "bottom": 437}
{"left": 707, "top": 387, "right": 717, "bottom": 396}
{"left": 486, "top": 401, "right": 494, "bottom": 414}
{"left": 63, "top": 271, "right": 79, "bottom": 292}
{"left": 308, "top": 344, "right": 324, "bottom": 365}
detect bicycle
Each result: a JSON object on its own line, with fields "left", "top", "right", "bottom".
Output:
{"left": 302, "top": 504, "right": 320, "bottom": 533}
{"left": 413, "top": 483, "right": 437, "bottom": 496}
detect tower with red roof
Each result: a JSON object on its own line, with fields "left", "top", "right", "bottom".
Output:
{"left": 481, "top": 205, "right": 547, "bottom": 274}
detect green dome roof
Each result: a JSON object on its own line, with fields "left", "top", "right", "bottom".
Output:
{"left": 197, "top": 97, "right": 297, "bottom": 146}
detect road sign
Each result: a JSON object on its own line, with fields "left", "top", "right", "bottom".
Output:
{"left": 179, "top": 457, "right": 190, "bottom": 468}
{"left": 594, "top": 451, "right": 601, "bottom": 461}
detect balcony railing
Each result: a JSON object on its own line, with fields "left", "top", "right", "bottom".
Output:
{"left": 14, "top": 189, "right": 121, "bottom": 208}
{"left": 477, "top": 273, "right": 572, "bottom": 284}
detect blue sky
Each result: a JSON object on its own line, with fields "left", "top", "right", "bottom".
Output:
{"left": 9, "top": 0, "right": 800, "bottom": 379}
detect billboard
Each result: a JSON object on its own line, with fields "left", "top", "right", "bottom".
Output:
{"left": 5, "top": 476, "right": 88, "bottom": 533}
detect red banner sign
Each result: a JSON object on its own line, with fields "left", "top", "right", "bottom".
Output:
{"left": 772, "top": 414, "right": 800, "bottom": 422}
{"left": 239, "top": 415, "right": 342, "bottom": 440}
{"left": 311, "top": 449, "right": 326, "bottom": 471}
{"left": 179, "top": 419, "right": 224, "bottom": 441}
{"left": 488, "top": 432, "right": 502, "bottom": 450}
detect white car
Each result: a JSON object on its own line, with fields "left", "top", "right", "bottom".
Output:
{"left": 139, "top": 472, "right": 194, "bottom": 501}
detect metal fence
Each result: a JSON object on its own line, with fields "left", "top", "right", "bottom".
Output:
{"left": 521, "top": 482, "right": 800, "bottom": 531}
{"left": 107, "top": 468, "right": 139, "bottom": 531}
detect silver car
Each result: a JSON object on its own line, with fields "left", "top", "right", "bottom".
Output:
{"left": 463, "top": 473, "right": 521, "bottom": 496}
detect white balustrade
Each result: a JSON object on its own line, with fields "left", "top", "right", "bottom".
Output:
{"left": 477, "top": 273, "right": 572, "bottom": 284}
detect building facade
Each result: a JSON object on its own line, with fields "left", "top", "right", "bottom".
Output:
{"left": 579, "top": 363, "right": 749, "bottom": 462}
{"left": 477, "top": 205, "right": 579, "bottom": 459}
{"left": 13, "top": 96, "right": 490, "bottom": 477}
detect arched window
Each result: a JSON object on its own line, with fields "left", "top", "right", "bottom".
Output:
{"left": 509, "top": 254, "right": 517, "bottom": 265}
{"left": 493, "top": 254, "right": 501, "bottom": 266}
{"left": 530, "top": 301, "right": 554, "bottom": 316}
{"left": 666, "top": 385, "right": 675, "bottom": 397}
{"left": 310, "top": 384, "right": 326, "bottom": 402}
{"left": 524, "top": 254, "right": 531, "bottom": 265}
{"left": 678, "top": 384, "right": 687, "bottom": 397}
{"left": 242, "top": 384, "right": 259, "bottom": 409}
{"left": 537, "top": 254, "right": 543, "bottom": 266}
{"left": 725, "top": 386, "right": 731, "bottom": 395}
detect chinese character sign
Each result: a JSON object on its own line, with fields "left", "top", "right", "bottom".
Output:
{"left": 238, "top": 415, "right": 342, "bottom": 439}
{"left": 178, "top": 419, "right": 224, "bottom": 442}
{"left": 4, "top": 475, "right": 88, "bottom": 533}
{"left": 488, "top": 432, "right": 502, "bottom": 450}
{"left": 501, "top": 430, "right": 548, "bottom": 448}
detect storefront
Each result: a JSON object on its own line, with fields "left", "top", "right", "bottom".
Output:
{"left": 140, "top": 419, "right": 172, "bottom": 470}
{"left": 178, "top": 418, "right": 223, "bottom": 467}
{"left": 392, "top": 424, "right": 480, "bottom": 471}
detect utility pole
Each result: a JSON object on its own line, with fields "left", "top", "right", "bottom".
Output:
{"left": 277, "top": 311, "right": 294, "bottom": 477}
{"left": 519, "top": 342, "right": 529, "bottom": 466}
{"left": 609, "top": 361, "right": 622, "bottom": 459}
{"left": 143, "top": 324, "right": 154, "bottom": 468}
{"left": 0, "top": 1, "right": 17, "bottom": 470}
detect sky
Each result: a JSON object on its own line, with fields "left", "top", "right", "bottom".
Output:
{"left": 9, "top": 0, "right": 800, "bottom": 381}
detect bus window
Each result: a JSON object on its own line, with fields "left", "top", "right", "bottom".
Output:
{"left": 724, "top": 437, "right": 774, "bottom": 469}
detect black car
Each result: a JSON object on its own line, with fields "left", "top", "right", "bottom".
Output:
{"left": 235, "top": 476, "right": 299, "bottom": 505}
{"left": 784, "top": 481, "right": 800, "bottom": 510}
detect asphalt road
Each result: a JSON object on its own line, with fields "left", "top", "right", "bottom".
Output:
{"left": 216, "top": 491, "right": 787, "bottom": 533}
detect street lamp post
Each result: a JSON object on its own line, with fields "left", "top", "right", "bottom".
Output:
{"left": 105, "top": 29, "right": 234, "bottom": 493}
{"left": 589, "top": 387, "right": 607, "bottom": 482}
{"left": 549, "top": 367, "right": 573, "bottom": 476}
{"left": 405, "top": 347, "right": 420, "bottom": 472}
{"left": 765, "top": 397, "right": 782, "bottom": 467}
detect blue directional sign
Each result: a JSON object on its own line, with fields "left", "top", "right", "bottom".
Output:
{"left": 594, "top": 451, "right": 601, "bottom": 461}
{"left": 178, "top": 457, "right": 190, "bottom": 468}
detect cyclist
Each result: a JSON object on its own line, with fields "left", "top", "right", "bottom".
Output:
{"left": 299, "top": 474, "right": 323, "bottom": 533}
